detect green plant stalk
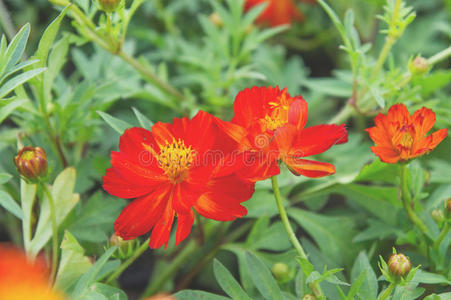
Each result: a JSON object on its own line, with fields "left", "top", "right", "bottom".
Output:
{"left": 41, "top": 183, "right": 58, "bottom": 283}
{"left": 427, "top": 45, "right": 451, "bottom": 66}
{"left": 400, "top": 164, "right": 429, "bottom": 236}
{"left": 433, "top": 222, "right": 450, "bottom": 249}
{"left": 142, "top": 240, "right": 197, "bottom": 297}
{"left": 378, "top": 282, "right": 395, "bottom": 300}
{"left": 105, "top": 238, "right": 150, "bottom": 284}
{"left": 271, "top": 176, "right": 324, "bottom": 299}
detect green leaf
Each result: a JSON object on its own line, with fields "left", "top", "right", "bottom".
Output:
{"left": 0, "top": 68, "right": 46, "bottom": 98}
{"left": 350, "top": 252, "right": 377, "bottom": 300}
{"left": 1, "top": 24, "right": 30, "bottom": 76}
{"left": 213, "top": 259, "right": 251, "bottom": 300}
{"left": 413, "top": 270, "right": 451, "bottom": 285}
{"left": 296, "top": 257, "right": 315, "bottom": 277}
{"left": 20, "top": 179, "right": 36, "bottom": 251}
{"left": 55, "top": 231, "right": 92, "bottom": 291}
{"left": 30, "top": 167, "right": 80, "bottom": 257}
{"left": 173, "top": 290, "right": 231, "bottom": 300}
{"left": 0, "top": 99, "right": 27, "bottom": 124}
{"left": 0, "top": 172, "right": 12, "bottom": 184}
{"left": 97, "top": 111, "right": 132, "bottom": 134}
{"left": 289, "top": 208, "right": 357, "bottom": 266}
{"left": 0, "top": 190, "right": 23, "bottom": 219}
{"left": 132, "top": 106, "right": 153, "bottom": 129}
{"left": 355, "top": 159, "right": 400, "bottom": 183}
{"left": 83, "top": 283, "right": 127, "bottom": 300}
{"left": 245, "top": 251, "right": 283, "bottom": 300}
{"left": 71, "top": 246, "right": 118, "bottom": 300}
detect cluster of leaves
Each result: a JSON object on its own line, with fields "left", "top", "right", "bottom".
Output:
{"left": 0, "top": 0, "right": 450, "bottom": 299}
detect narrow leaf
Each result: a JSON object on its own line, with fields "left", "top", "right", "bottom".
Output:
{"left": 97, "top": 111, "right": 132, "bottom": 134}
{"left": 0, "top": 190, "right": 23, "bottom": 219}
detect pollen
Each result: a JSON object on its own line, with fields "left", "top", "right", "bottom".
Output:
{"left": 157, "top": 139, "right": 195, "bottom": 182}
{"left": 261, "top": 93, "right": 292, "bottom": 131}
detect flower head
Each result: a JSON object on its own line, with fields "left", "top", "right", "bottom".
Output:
{"left": 103, "top": 111, "right": 254, "bottom": 249}
{"left": 217, "top": 86, "right": 348, "bottom": 182}
{"left": 388, "top": 253, "right": 412, "bottom": 277}
{"left": 366, "top": 104, "right": 447, "bottom": 163}
{"left": 244, "top": 0, "right": 304, "bottom": 27}
{"left": 14, "top": 146, "right": 48, "bottom": 182}
{"left": 0, "top": 245, "right": 65, "bottom": 300}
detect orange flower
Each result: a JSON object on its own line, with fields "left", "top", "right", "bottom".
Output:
{"left": 366, "top": 103, "right": 448, "bottom": 163}
{"left": 0, "top": 245, "right": 65, "bottom": 300}
{"left": 217, "top": 86, "right": 348, "bottom": 182}
{"left": 244, "top": 0, "right": 304, "bottom": 27}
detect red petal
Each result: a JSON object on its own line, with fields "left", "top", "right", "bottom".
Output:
{"left": 416, "top": 128, "right": 448, "bottom": 156}
{"left": 387, "top": 103, "right": 411, "bottom": 125}
{"left": 194, "top": 175, "right": 254, "bottom": 221}
{"left": 175, "top": 209, "right": 195, "bottom": 246}
{"left": 412, "top": 107, "right": 436, "bottom": 139}
{"left": 103, "top": 168, "right": 154, "bottom": 199}
{"left": 370, "top": 146, "right": 400, "bottom": 163}
{"left": 290, "top": 124, "right": 348, "bottom": 157}
{"left": 184, "top": 111, "right": 217, "bottom": 156}
{"left": 284, "top": 157, "right": 336, "bottom": 178}
{"left": 149, "top": 199, "right": 175, "bottom": 249}
{"left": 288, "top": 98, "right": 308, "bottom": 130}
{"left": 365, "top": 126, "right": 392, "bottom": 148}
{"left": 274, "top": 125, "right": 297, "bottom": 157}
{"left": 114, "top": 184, "right": 171, "bottom": 240}
{"left": 119, "top": 128, "right": 158, "bottom": 163}
{"left": 237, "top": 151, "right": 280, "bottom": 182}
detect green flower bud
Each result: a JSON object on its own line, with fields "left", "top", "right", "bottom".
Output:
{"left": 110, "top": 233, "right": 137, "bottom": 259}
{"left": 409, "top": 56, "right": 429, "bottom": 75}
{"left": 431, "top": 209, "right": 444, "bottom": 223}
{"left": 302, "top": 295, "right": 316, "bottom": 300}
{"left": 388, "top": 253, "right": 412, "bottom": 277}
{"left": 272, "top": 262, "right": 289, "bottom": 281}
{"left": 99, "top": 0, "right": 121, "bottom": 12}
{"left": 209, "top": 12, "right": 223, "bottom": 27}
{"left": 14, "top": 147, "right": 48, "bottom": 183}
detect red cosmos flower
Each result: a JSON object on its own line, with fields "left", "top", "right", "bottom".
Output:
{"left": 244, "top": 0, "right": 304, "bottom": 27}
{"left": 0, "top": 245, "right": 65, "bottom": 300}
{"left": 366, "top": 103, "right": 448, "bottom": 163}
{"left": 217, "top": 86, "right": 348, "bottom": 182}
{"left": 103, "top": 111, "right": 254, "bottom": 249}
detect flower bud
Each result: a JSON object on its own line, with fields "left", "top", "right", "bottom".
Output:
{"left": 110, "top": 233, "right": 136, "bottom": 259}
{"left": 99, "top": 0, "right": 121, "bottom": 12}
{"left": 431, "top": 209, "right": 444, "bottom": 223}
{"left": 14, "top": 147, "right": 48, "bottom": 182}
{"left": 272, "top": 262, "right": 289, "bottom": 281}
{"left": 409, "top": 56, "right": 429, "bottom": 75}
{"left": 388, "top": 253, "right": 411, "bottom": 277}
{"left": 302, "top": 295, "right": 316, "bottom": 300}
{"left": 447, "top": 198, "right": 451, "bottom": 212}
{"left": 209, "top": 12, "right": 223, "bottom": 27}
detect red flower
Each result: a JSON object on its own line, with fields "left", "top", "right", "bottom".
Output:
{"left": 244, "top": 0, "right": 304, "bottom": 27}
{"left": 0, "top": 245, "right": 65, "bottom": 300}
{"left": 366, "top": 103, "right": 448, "bottom": 163}
{"left": 103, "top": 111, "right": 254, "bottom": 249}
{"left": 217, "top": 86, "right": 348, "bottom": 182}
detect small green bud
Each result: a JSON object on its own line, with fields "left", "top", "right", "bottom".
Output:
{"left": 302, "top": 295, "right": 316, "bottom": 300}
{"left": 272, "top": 262, "right": 289, "bottom": 281}
{"left": 99, "top": 0, "right": 121, "bottom": 12}
{"left": 431, "top": 209, "right": 444, "bottom": 223}
{"left": 388, "top": 253, "right": 412, "bottom": 277}
{"left": 110, "top": 233, "right": 137, "bottom": 259}
{"left": 409, "top": 56, "right": 429, "bottom": 75}
{"left": 14, "top": 146, "right": 48, "bottom": 183}
{"left": 209, "top": 12, "right": 223, "bottom": 27}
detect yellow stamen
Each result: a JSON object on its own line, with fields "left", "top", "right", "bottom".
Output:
{"left": 157, "top": 139, "right": 195, "bottom": 182}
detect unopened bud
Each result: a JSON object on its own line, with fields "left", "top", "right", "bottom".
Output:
{"left": 272, "top": 262, "right": 289, "bottom": 281}
{"left": 447, "top": 199, "right": 451, "bottom": 212}
{"left": 110, "top": 233, "right": 136, "bottom": 259}
{"left": 14, "top": 147, "right": 48, "bottom": 182}
{"left": 431, "top": 209, "right": 444, "bottom": 223}
{"left": 409, "top": 56, "right": 429, "bottom": 75}
{"left": 209, "top": 12, "right": 223, "bottom": 27}
{"left": 388, "top": 253, "right": 411, "bottom": 277}
{"left": 99, "top": 0, "right": 121, "bottom": 12}
{"left": 302, "top": 295, "right": 316, "bottom": 300}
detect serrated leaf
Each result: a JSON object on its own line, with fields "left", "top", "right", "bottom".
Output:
{"left": 245, "top": 251, "right": 283, "bottom": 300}
{"left": 0, "top": 190, "right": 23, "bottom": 219}
{"left": 213, "top": 259, "right": 251, "bottom": 300}
{"left": 97, "top": 111, "right": 132, "bottom": 134}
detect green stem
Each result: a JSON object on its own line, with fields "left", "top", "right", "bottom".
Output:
{"left": 427, "top": 45, "right": 451, "bottom": 66}
{"left": 105, "top": 238, "right": 150, "bottom": 284}
{"left": 142, "top": 240, "right": 197, "bottom": 297}
{"left": 378, "top": 282, "right": 395, "bottom": 300}
{"left": 271, "top": 176, "right": 324, "bottom": 299}
{"left": 433, "top": 223, "right": 450, "bottom": 249}
{"left": 41, "top": 183, "right": 58, "bottom": 283}
{"left": 400, "top": 164, "right": 429, "bottom": 236}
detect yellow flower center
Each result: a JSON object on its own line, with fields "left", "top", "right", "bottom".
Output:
{"left": 21, "top": 150, "right": 35, "bottom": 160}
{"left": 157, "top": 139, "right": 195, "bottom": 182}
{"left": 261, "top": 93, "right": 292, "bottom": 131}
{"left": 399, "top": 132, "right": 414, "bottom": 149}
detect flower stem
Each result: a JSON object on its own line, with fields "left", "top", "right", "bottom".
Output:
{"left": 427, "top": 45, "right": 451, "bottom": 66}
{"left": 399, "top": 164, "right": 429, "bottom": 236}
{"left": 271, "top": 176, "right": 324, "bottom": 299}
{"left": 105, "top": 238, "right": 150, "bottom": 284}
{"left": 41, "top": 183, "right": 58, "bottom": 283}
{"left": 433, "top": 222, "right": 450, "bottom": 249}
{"left": 378, "top": 282, "right": 395, "bottom": 300}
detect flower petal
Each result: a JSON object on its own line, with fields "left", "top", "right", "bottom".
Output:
{"left": 149, "top": 199, "right": 176, "bottom": 249}
{"left": 284, "top": 157, "right": 336, "bottom": 178}
{"left": 387, "top": 103, "right": 411, "bottom": 126}
{"left": 237, "top": 151, "right": 280, "bottom": 182}
{"left": 114, "top": 184, "right": 171, "bottom": 240}
{"left": 414, "top": 128, "right": 448, "bottom": 157}
{"left": 288, "top": 98, "right": 308, "bottom": 130}
{"left": 175, "top": 209, "right": 195, "bottom": 246}
{"left": 103, "top": 168, "right": 154, "bottom": 199}
{"left": 370, "top": 146, "right": 400, "bottom": 163}
{"left": 412, "top": 107, "right": 436, "bottom": 137}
